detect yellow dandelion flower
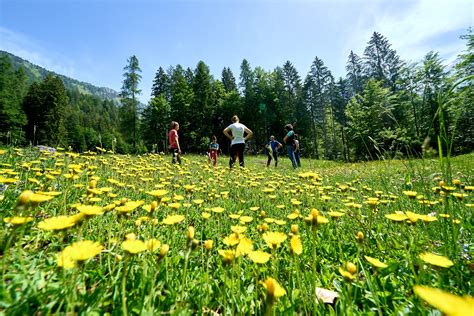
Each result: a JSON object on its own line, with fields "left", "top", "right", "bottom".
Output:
{"left": 57, "top": 249, "right": 76, "bottom": 269}
{"left": 193, "top": 199, "right": 204, "bottom": 205}
{"left": 263, "top": 231, "right": 287, "bottom": 249}
{"left": 346, "top": 262, "right": 357, "bottom": 274}
{"left": 236, "top": 237, "right": 253, "bottom": 256}
{"left": 162, "top": 214, "right": 185, "bottom": 225}
{"left": 146, "top": 189, "right": 169, "bottom": 198}
{"left": 419, "top": 252, "right": 454, "bottom": 268}
{"left": 77, "top": 205, "right": 104, "bottom": 216}
{"left": 29, "top": 193, "right": 55, "bottom": 204}
{"left": 248, "top": 250, "right": 271, "bottom": 264}
{"left": 223, "top": 233, "right": 240, "bottom": 247}
{"left": 122, "top": 239, "right": 147, "bottom": 254}
{"left": 327, "top": 211, "right": 345, "bottom": 217}
{"left": 218, "top": 249, "right": 235, "bottom": 264}
{"left": 339, "top": 267, "right": 356, "bottom": 281}
{"left": 385, "top": 213, "right": 408, "bottom": 221}
{"left": 66, "top": 240, "right": 103, "bottom": 261}
{"left": 364, "top": 255, "right": 388, "bottom": 268}
{"left": 287, "top": 213, "right": 299, "bottom": 220}
{"left": 262, "top": 277, "right": 286, "bottom": 298}
{"left": 211, "top": 206, "right": 224, "bottom": 213}
{"left": 4, "top": 216, "right": 33, "bottom": 225}
{"left": 145, "top": 239, "right": 161, "bottom": 251}
{"left": 204, "top": 240, "right": 213, "bottom": 250}
{"left": 202, "top": 212, "right": 211, "bottom": 219}
{"left": 38, "top": 216, "right": 77, "bottom": 231}
{"left": 231, "top": 225, "right": 247, "bottom": 234}
{"left": 229, "top": 214, "right": 241, "bottom": 219}
{"left": 290, "top": 235, "right": 303, "bottom": 255}
{"left": 413, "top": 285, "right": 474, "bottom": 316}
{"left": 239, "top": 215, "right": 253, "bottom": 224}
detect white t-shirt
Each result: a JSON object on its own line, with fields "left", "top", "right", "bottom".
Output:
{"left": 227, "top": 122, "right": 247, "bottom": 145}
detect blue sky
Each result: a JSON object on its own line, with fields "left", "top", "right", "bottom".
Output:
{"left": 1, "top": 0, "right": 472, "bottom": 103}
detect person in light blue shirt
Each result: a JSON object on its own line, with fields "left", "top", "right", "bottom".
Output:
{"left": 266, "top": 136, "right": 282, "bottom": 167}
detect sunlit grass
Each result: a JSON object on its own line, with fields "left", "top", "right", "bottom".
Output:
{"left": 0, "top": 148, "right": 472, "bottom": 314}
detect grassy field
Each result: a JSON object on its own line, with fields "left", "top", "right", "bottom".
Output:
{"left": 0, "top": 148, "right": 472, "bottom": 315}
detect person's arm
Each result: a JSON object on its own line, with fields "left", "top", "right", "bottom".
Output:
{"left": 244, "top": 127, "right": 253, "bottom": 141}
{"left": 223, "top": 127, "right": 233, "bottom": 140}
{"left": 283, "top": 134, "right": 288, "bottom": 144}
{"left": 277, "top": 141, "right": 283, "bottom": 149}
{"left": 174, "top": 132, "right": 181, "bottom": 153}
{"left": 295, "top": 141, "right": 299, "bottom": 151}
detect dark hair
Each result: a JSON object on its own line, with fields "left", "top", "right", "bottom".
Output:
{"left": 285, "top": 124, "right": 293, "bottom": 131}
{"left": 231, "top": 115, "right": 239, "bottom": 123}
{"left": 170, "top": 121, "right": 179, "bottom": 129}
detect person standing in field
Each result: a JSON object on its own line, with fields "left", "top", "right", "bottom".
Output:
{"left": 283, "top": 124, "right": 297, "bottom": 169}
{"left": 293, "top": 134, "right": 302, "bottom": 167}
{"left": 266, "top": 135, "right": 282, "bottom": 167}
{"left": 168, "top": 121, "right": 181, "bottom": 165}
{"left": 208, "top": 135, "right": 219, "bottom": 166}
{"left": 223, "top": 115, "right": 253, "bottom": 168}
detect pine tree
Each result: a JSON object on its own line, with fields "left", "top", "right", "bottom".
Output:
{"left": 151, "top": 67, "right": 170, "bottom": 100}
{"left": 0, "top": 56, "right": 27, "bottom": 144}
{"left": 221, "top": 67, "right": 237, "bottom": 93}
{"left": 363, "top": 32, "right": 402, "bottom": 91}
{"left": 119, "top": 55, "right": 142, "bottom": 151}
{"left": 346, "top": 51, "right": 364, "bottom": 96}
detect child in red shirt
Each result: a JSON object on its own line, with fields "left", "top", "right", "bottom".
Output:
{"left": 168, "top": 121, "right": 181, "bottom": 164}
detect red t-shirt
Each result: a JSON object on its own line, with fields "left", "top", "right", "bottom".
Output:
{"left": 168, "top": 129, "right": 178, "bottom": 149}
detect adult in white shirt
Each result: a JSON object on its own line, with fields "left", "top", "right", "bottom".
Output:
{"left": 223, "top": 115, "right": 253, "bottom": 168}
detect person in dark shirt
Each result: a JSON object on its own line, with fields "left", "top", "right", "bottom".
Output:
{"left": 283, "top": 124, "right": 297, "bottom": 169}
{"left": 266, "top": 135, "right": 282, "bottom": 167}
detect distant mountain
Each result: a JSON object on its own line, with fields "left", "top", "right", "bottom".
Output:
{"left": 0, "top": 50, "right": 120, "bottom": 101}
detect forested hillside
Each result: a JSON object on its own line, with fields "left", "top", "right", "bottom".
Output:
{"left": 0, "top": 31, "right": 472, "bottom": 158}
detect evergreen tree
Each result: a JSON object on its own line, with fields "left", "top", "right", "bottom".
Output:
{"left": 221, "top": 67, "right": 237, "bottom": 92}
{"left": 363, "top": 32, "right": 403, "bottom": 91}
{"left": 0, "top": 56, "right": 27, "bottom": 144}
{"left": 151, "top": 67, "right": 170, "bottom": 100}
{"left": 346, "top": 51, "right": 364, "bottom": 96}
{"left": 192, "top": 61, "right": 213, "bottom": 151}
{"left": 119, "top": 55, "right": 142, "bottom": 151}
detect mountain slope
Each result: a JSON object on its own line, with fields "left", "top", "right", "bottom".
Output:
{"left": 1, "top": 50, "right": 120, "bottom": 100}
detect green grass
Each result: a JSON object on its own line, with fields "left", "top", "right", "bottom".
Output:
{"left": 0, "top": 148, "right": 472, "bottom": 315}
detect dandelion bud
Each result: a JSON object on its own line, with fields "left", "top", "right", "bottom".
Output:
{"left": 159, "top": 244, "right": 169, "bottom": 259}
{"left": 125, "top": 233, "right": 136, "bottom": 241}
{"left": 438, "top": 180, "right": 446, "bottom": 187}
{"left": 311, "top": 208, "right": 319, "bottom": 219}
{"left": 191, "top": 239, "right": 199, "bottom": 249}
{"left": 291, "top": 224, "right": 298, "bottom": 234}
{"left": 260, "top": 211, "right": 266, "bottom": 218}
{"left": 89, "top": 179, "right": 97, "bottom": 189}
{"left": 187, "top": 226, "right": 195, "bottom": 240}
{"left": 204, "top": 240, "right": 213, "bottom": 250}
{"left": 17, "top": 190, "right": 34, "bottom": 206}
{"left": 150, "top": 201, "right": 158, "bottom": 212}
{"left": 265, "top": 278, "right": 276, "bottom": 298}
{"left": 452, "top": 179, "right": 461, "bottom": 186}
{"left": 346, "top": 262, "right": 357, "bottom": 274}
{"left": 356, "top": 231, "right": 364, "bottom": 242}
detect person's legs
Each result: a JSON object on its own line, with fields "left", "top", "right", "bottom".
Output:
{"left": 287, "top": 145, "right": 297, "bottom": 169}
{"left": 237, "top": 143, "right": 245, "bottom": 167}
{"left": 212, "top": 151, "right": 217, "bottom": 166}
{"left": 273, "top": 152, "right": 278, "bottom": 167}
{"left": 229, "top": 145, "right": 237, "bottom": 168}
{"left": 267, "top": 153, "right": 272, "bottom": 167}
{"left": 294, "top": 150, "right": 301, "bottom": 167}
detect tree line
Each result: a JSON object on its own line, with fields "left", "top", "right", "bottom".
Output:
{"left": 0, "top": 31, "right": 472, "bottom": 159}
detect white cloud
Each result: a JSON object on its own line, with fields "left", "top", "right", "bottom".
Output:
{"left": 344, "top": 0, "right": 472, "bottom": 64}
{"left": 0, "top": 26, "right": 77, "bottom": 77}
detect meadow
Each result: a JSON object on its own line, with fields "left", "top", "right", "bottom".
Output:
{"left": 0, "top": 147, "right": 472, "bottom": 315}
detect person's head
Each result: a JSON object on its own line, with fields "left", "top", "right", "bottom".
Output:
{"left": 231, "top": 115, "right": 239, "bottom": 123}
{"left": 285, "top": 124, "right": 293, "bottom": 131}
{"left": 170, "top": 121, "right": 179, "bottom": 130}
{"left": 270, "top": 135, "right": 275, "bottom": 141}
{"left": 212, "top": 135, "right": 217, "bottom": 142}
